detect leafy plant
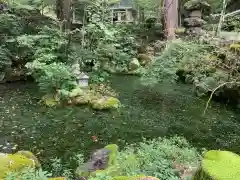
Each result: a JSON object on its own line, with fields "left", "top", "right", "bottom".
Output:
{"left": 10, "top": 26, "right": 78, "bottom": 94}
{"left": 0, "top": 13, "right": 23, "bottom": 38}
{"left": 6, "top": 167, "right": 51, "bottom": 180}
{"left": 30, "top": 62, "right": 77, "bottom": 94}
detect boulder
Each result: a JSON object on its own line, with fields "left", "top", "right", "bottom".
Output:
{"left": 0, "top": 151, "right": 40, "bottom": 179}
{"left": 129, "top": 58, "right": 140, "bottom": 71}
{"left": 41, "top": 94, "right": 60, "bottom": 107}
{"left": 137, "top": 54, "right": 152, "bottom": 66}
{"left": 193, "top": 150, "right": 240, "bottom": 180}
{"left": 73, "top": 95, "right": 90, "bottom": 105}
{"left": 76, "top": 144, "right": 119, "bottom": 178}
{"left": 91, "top": 97, "right": 120, "bottom": 110}
{"left": 230, "top": 43, "right": 240, "bottom": 51}
{"left": 69, "top": 87, "right": 84, "bottom": 97}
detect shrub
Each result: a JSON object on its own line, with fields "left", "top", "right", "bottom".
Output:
{"left": 141, "top": 40, "right": 209, "bottom": 85}
{"left": 17, "top": 26, "right": 77, "bottom": 94}
{"left": 33, "top": 63, "right": 77, "bottom": 94}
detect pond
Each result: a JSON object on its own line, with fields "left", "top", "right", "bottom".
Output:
{"left": 0, "top": 75, "right": 239, "bottom": 169}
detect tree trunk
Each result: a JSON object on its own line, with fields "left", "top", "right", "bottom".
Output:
{"left": 56, "top": 0, "right": 73, "bottom": 30}
{"left": 164, "top": 0, "right": 178, "bottom": 40}
{"left": 56, "top": 0, "right": 64, "bottom": 20}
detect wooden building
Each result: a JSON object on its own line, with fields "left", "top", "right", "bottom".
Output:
{"left": 110, "top": 0, "right": 136, "bottom": 23}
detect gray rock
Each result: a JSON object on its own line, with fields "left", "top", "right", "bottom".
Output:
{"left": 81, "top": 148, "right": 110, "bottom": 172}
{"left": 129, "top": 58, "right": 140, "bottom": 70}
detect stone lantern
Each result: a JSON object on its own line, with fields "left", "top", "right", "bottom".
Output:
{"left": 183, "top": 0, "right": 210, "bottom": 35}
{"left": 78, "top": 73, "right": 89, "bottom": 87}
{"left": 72, "top": 62, "right": 89, "bottom": 87}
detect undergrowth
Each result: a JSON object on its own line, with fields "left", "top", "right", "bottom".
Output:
{"left": 141, "top": 39, "right": 240, "bottom": 106}
{"left": 6, "top": 136, "right": 200, "bottom": 180}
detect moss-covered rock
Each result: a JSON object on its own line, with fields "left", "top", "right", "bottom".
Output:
{"left": 76, "top": 144, "right": 119, "bottom": 178}
{"left": 0, "top": 151, "right": 40, "bottom": 178}
{"left": 15, "top": 151, "right": 40, "bottom": 168}
{"left": 129, "top": 58, "right": 140, "bottom": 71}
{"left": 230, "top": 43, "right": 240, "bottom": 51}
{"left": 41, "top": 94, "right": 60, "bottom": 107}
{"left": 137, "top": 54, "right": 152, "bottom": 66}
{"left": 193, "top": 150, "right": 240, "bottom": 180}
{"left": 104, "top": 144, "right": 118, "bottom": 166}
{"left": 69, "top": 87, "right": 84, "bottom": 97}
{"left": 73, "top": 95, "right": 91, "bottom": 105}
{"left": 91, "top": 97, "right": 120, "bottom": 110}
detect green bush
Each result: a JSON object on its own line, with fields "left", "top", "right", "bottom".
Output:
{"left": 34, "top": 63, "right": 77, "bottom": 94}
{"left": 141, "top": 40, "right": 209, "bottom": 85}
{"left": 15, "top": 26, "right": 77, "bottom": 94}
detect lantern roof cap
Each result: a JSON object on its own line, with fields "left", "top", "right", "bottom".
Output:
{"left": 79, "top": 73, "right": 89, "bottom": 79}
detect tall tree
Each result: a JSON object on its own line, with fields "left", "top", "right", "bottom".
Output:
{"left": 164, "top": 0, "right": 178, "bottom": 40}
{"left": 56, "top": 0, "right": 73, "bottom": 30}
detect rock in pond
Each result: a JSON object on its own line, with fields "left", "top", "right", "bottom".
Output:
{"left": 91, "top": 97, "right": 120, "bottom": 110}
{"left": 193, "top": 150, "right": 240, "bottom": 180}
{"left": 41, "top": 94, "right": 60, "bottom": 107}
{"left": 0, "top": 151, "right": 40, "bottom": 178}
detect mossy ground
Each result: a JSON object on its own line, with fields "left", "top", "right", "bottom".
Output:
{"left": 0, "top": 76, "right": 239, "bottom": 171}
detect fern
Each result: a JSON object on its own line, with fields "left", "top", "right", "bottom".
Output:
{"left": 0, "top": 46, "right": 12, "bottom": 71}
{"left": 0, "top": 13, "right": 23, "bottom": 37}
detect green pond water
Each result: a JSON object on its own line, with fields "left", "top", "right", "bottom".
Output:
{"left": 0, "top": 75, "right": 239, "bottom": 168}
